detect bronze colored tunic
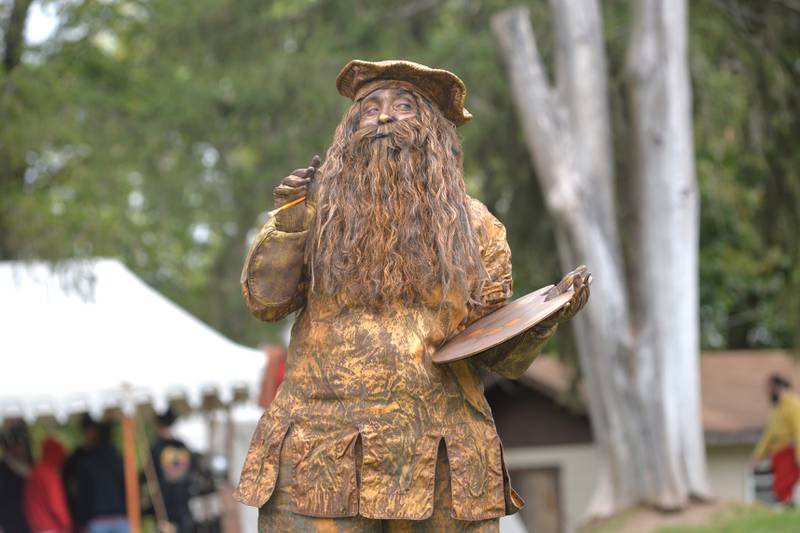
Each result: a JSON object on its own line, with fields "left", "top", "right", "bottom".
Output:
{"left": 258, "top": 441, "right": 500, "bottom": 532}
{"left": 234, "top": 197, "right": 553, "bottom": 521}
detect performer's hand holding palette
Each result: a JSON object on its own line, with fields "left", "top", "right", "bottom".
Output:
{"left": 433, "top": 278, "right": 588, "bottom": 364}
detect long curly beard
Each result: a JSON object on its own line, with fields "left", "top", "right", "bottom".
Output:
{"left": 305, "top": 94, "right": 486, "bottom": 309}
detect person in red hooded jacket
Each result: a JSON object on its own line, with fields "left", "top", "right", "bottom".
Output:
{"left": 23, "top": 437, "right": 72, "bottom": 533}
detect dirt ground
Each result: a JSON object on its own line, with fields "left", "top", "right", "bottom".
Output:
{"left": 581, "top": 500, "right": 728, "bottom": 533}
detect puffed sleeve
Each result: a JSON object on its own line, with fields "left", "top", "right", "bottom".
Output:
{"left": 240, "top": 207, "right": 313, "bottom": 322}
{"left": 465, "top": 198, "right": 557, "bottom": 379}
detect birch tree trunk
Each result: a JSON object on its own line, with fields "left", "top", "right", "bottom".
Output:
{"left": 625, "top": 0, "right": 710, "bottom": 501}
{"left": 492, "top": 0, "right": 710, "bottom": 516}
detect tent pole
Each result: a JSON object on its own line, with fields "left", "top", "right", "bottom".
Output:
{"left": 122, "top": 413, "right": 142, "bottom": 533}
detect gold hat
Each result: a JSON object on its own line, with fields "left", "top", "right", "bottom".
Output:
{"left": 336, "top": 59, "right": 472, "bottom": 126}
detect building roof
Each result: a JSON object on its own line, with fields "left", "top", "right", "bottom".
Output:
{"left": 517, "top": 350, "right": 800, "bottom": 445}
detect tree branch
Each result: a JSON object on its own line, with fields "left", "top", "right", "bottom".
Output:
{"left": 3, "top": 0, "right": 33, "bottom": 74}
{"left": 491, "top": 7, "right": 579, "bottom": 218}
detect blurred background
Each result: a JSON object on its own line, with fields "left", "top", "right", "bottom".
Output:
{"left": 1, "top": 1, "right": 799, "bottom": 532}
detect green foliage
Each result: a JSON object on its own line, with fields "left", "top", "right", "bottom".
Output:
{"left": 0, "top": 0, "right": 555, "bottom": 346}
{"left": 583, "top": 503, "right": 800, "bottom": 533}
{"left": 0, "top": 0, "right": 797, "bottom": 350}
{"left": 691, "top": 0, "right": 800, "bottom": 349}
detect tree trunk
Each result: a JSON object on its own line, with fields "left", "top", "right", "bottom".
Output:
{"left": 0, "top": 0, "right": 33, "bottom": 259}
{"left": 491, "top": 0, "right": 710, "bottom": 518}
{"left": 625, "top": 0, "right": 710, "bottom": 501}
{"left": 3, "top": 0, "right": 33, "bottom": 74}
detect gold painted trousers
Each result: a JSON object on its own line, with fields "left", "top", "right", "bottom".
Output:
{"left": 258, "top": 431, "right": 500, "bottom": 533}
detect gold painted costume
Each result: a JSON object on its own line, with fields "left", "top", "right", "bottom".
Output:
{"left": 258, "top": 441, "right": 500, "bottom": 531}
{"left": 234, "top": 197, "right": 555, "bottom": 521}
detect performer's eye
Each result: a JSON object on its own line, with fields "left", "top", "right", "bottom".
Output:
{"left": 364, "top": 106, "right": 379, "bottom": 116}
{"left": 396, "top": 101, "right": 413, "bottom": 111}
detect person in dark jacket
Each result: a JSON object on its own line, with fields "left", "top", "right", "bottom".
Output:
{"left": 150, "top": 409, "right": 193, "bottom": 533}
{"left": 78, "top": 422, "right": 128, "bottom": 533}
{"left": 0, "top": 421, "right": 31, "bottom": 533}
{"left": 23, "top": 437, "right": 72, "bottom": 533}
{"left": 62, "top": 414, "right": 99, "bottom": 532}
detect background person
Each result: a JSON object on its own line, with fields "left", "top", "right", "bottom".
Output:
{"left": 150, "top": 409, "right": 194, "bottom": 533}
{"left": 23, "top": 437, "right": 71, "bottom": 533}
{"left": 753, "top": 373, "right": 800, "bottom": 503}
{"left": 78, "top": 422, "right": 127, "bottom": 533}
{"left": 0, "top": 421, "right": 32, "bottom": 533}
{"left": 62, "top": 414, "right": 99, "bottom": 533}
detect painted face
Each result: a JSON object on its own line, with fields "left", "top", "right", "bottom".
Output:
{"left": 358, "top": 87, "right": 418, "bottom": 129}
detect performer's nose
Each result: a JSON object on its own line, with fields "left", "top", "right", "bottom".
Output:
{"left": 378, "top": 113, "right": 393, "bottom": 124}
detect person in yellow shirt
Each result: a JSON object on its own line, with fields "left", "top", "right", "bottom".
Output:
{"left": 753, "top": 374, "right": 800, "bottom": 503}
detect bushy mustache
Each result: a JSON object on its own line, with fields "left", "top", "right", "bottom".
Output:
{"left": 349, "top": 118, "right": 426, "bottom": 153}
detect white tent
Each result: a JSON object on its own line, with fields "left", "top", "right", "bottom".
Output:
{"left": 0, "top": 258, "right": 265, "bottom": 422}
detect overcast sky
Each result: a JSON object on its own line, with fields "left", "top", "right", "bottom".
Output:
{"left": 25, "top": 0, "right": 59, "bottom": 45}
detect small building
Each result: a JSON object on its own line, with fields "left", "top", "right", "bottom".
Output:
{"left": 486, "top": 350, "right": 800, "bottom": 533}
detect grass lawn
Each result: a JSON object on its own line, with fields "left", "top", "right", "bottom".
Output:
{"left": 657, "top": 504, "right": 800, "bottom": 533}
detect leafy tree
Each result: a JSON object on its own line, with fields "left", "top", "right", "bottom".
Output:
{"left": 0, "top": 0, "right": 797, "bottom": 354}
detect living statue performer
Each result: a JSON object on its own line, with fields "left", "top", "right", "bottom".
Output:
{"left": 235, "top": 60, "right": 590, "bottom": 531}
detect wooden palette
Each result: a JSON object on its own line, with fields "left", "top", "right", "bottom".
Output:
{"left": 432, "top": 285, "right": 574, "bottom": 364}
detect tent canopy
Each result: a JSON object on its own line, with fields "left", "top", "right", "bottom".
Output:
{"left": 0, "top": 258, "right": 264, "bottom": 422}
